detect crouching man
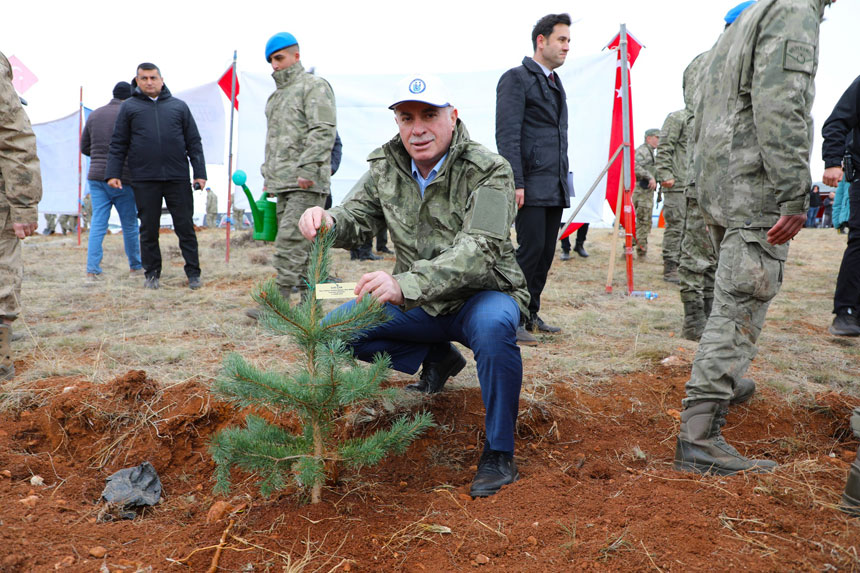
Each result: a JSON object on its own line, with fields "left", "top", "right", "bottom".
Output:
{"left": 299, "top": 75, "right": 529, "bottom": 498}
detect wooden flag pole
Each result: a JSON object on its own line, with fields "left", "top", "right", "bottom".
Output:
{"left": 225, "top": 51, "right": 238, "bottom": 263}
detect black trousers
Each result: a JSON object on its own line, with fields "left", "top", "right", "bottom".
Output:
{"left": 515, "top": 206, "right": 563, "bottom": 315}
{"left": 560, "top": 222, "right": 589, "bottom": 253}
{"left": 132, "top": 180, "right": 200, "bottom": 280}
{"left": 834, "top": 180, "right": 860, "bottom": 314}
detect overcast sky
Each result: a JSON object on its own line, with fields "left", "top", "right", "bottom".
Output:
{"left": 5, "top": 0, "right": 857, "bottom": 183}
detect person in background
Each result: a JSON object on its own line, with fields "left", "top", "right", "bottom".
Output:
{"left": 205, "top": 187, "right": 218, "bottom": 228}
{"left": 807, "top": 184, "right": 821, "bottom": 227}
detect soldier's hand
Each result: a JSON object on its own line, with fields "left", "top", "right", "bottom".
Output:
{"left": 355, "top": 271, "right": 403, "bottom": 305}
{"left": 648, "top": 178, "right": 657, "bottom": 191}
{"left": 661, "top": 179, "right": 675, "bottom": 189}
{"left": 515, "top": 188, "right": 525, "bottom": 209}
{"left": 13, "top": 222, "right": 38, "bottom": 239}
{"left": 107, "top": 178, "right": 122, "bottom": 189}
{"left": 298, "top": 206, "right": 333, "bottom": 240}
{"left": 767, "top": 214, "right": 806, "bottom": 245}
{"left": 822, "top": 166, "right": 844, "bottom": 188}
{"left": 297, "top": 177, "right": 314, "bottom": 190}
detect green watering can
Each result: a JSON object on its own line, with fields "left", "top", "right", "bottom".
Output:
{"left": 232, "top": 170, "right": 277, "bottom": 242}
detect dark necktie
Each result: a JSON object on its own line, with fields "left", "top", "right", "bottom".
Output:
{"left": 548, "top": 72, "right": 556, "bottom": 86}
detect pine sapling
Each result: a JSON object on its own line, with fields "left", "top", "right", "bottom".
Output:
{"left": 210, "top": 224, "right": 433, "bottom": 503}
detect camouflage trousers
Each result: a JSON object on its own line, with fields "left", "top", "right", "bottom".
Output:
{"left": 632, "top": 188, "right": 653, "bottom": 254}
{"left": 82, "top": 194, "right": 92, "bottom": 230}
{"left": 0, "top": 205, "right": 22, "bottom": 321}
{"left": 683, "top": 226, "right": 788, "bottom": 405}
{"left": 233, "top": 208, "right": 245, "bottom": 229}
{"left": 59, "top": 215, "right": 77, "bottom": 234}
{"left": 274, "top": 190, "right": 327, "bottom": 291}
{"left": 205, "top": 212, "right": 218, "bottom": 227}
{"left": 661, "top": 191, "right": 686, "bottom": 265}
{"left": 678, "top": 196, "right": 716, "bottom": 303}
{"left": 44, "top": 214, "right": 57, "bottom": 233}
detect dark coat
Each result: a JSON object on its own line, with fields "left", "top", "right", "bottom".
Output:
{"left": 822, "top": 74, "right": 860, "bottom": 174}
{"left": 495, "top": 57, "right": 569, "bottom": 207}
{"left": 105, "top": 83, "right": 206, "bottom": 182}
{"left": 80, "top": 98, "right": 130, "bottom": 181}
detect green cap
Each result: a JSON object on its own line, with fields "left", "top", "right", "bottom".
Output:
{"left": 645, "top": 129, "right": 660, "bottom": 137}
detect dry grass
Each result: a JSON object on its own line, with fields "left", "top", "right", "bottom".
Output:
{"left": 5, "top": 225, "right": 859, "bottom": 410}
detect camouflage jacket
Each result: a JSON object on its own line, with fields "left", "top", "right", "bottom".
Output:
{"left": 633, "top": 143, "right": 656, "bottom": 187}
{"left": 206, "top": 190, "right": 217, "bottom": 213}
{"left": 682, "top": 51, "right": 708, "bottom": 197}
{"left": 655, "top": 109, "right": 689, "bottom": 192}
{"left": 692, "top": 0, "right": 828, "bottom": 229}
{"left": 330, "top": 120, "right": 530, "bottom": 317}
{"left": 0, "top": 51, "right": 42, "bottom": 223}
{"left": 262, "top": 62, "right": 336, "bottom": 194}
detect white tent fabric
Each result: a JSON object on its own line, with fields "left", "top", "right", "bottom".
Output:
{"left": 173, "top": 81, "right": 226, "bottom": 167}
{"left": 237, "top": 51, "right": 617, "bottom": 226}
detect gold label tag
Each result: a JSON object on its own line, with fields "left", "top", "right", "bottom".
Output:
{"left": 315, "top": 282, "right": 358, "bottom": 299}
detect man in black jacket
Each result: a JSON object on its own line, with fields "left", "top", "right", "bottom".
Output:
{"left": 822, "top": 74, "right": 860, "bottom": 336}
{"left": 496, "top": 13, "right": 571, "bottom": 346}
{"left": 81, "top": 81, "right": 142, "bottom": 280}
{"left": 106, "top": 63, "right": 207, "bottom": 290}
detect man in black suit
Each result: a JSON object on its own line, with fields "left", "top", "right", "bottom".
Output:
{"left": 496, "top": 13, "right": 571, "bottom": 346}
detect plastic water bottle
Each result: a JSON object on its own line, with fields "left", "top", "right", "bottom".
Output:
{"left": 630, "top": 290, "right": 658, "bottom": 300}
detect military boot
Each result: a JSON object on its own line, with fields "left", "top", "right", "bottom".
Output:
{"left": 0, "top": 323, "right": 14, "bottom": 381}
{"left": 663, "top": 260, "right": 680, "bottom": 284}
{"left": 841, "top": 445, "right": 860, "bottom": 517}
{"left": 674, "top": 400, "right": 777, "bottom": 476}
{"left": 730, "top": 378, "right": 756, "bottom": 405}
{"left": 703, "top": 296, "right": 714, "bottom": 319}
{"left": 681, "top": 299, "right": 707, "bottom": 341}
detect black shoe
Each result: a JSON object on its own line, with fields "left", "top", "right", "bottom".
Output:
{"left": 188, "top": 276, "right": 203, "bottom": 290}
{"left": 406, "top": 343, "right": 466, "bottom": 394}
{"left": 357, "top": 246, "right": 382, "bottom": 261}
{"left": 516, "top": 325, "right": 539, "bottom": 346}
{"left": 574, "top": 243, "right": 589, "bottom": 258}
{"left": 560, "top": 252, "right": 571, "bottom": 261}
{"left": 350, "top": 249, "right": 359, "bottom": 260}
{"left": 377, "top": 246, "right": 394, "bottom": 254}
{"left": 470, "top": 447, "right": 519, "bottom": 498}
{"left": 829, "top": 311, "right": 860, "bottom": 337}
{"left": 527, "top": 313, "right": 561, "bottom": 333}
{"left": 144, "top": 276, "right": 160, "bottom": 290}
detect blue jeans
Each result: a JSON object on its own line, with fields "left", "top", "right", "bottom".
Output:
{"left": 328, "top": 291, "right": 523, "bottom": 452}
{"left": 86, "top": 180, "right": 142, "bottom": 274}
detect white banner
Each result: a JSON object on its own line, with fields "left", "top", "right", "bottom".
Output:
{"left": 175, "top": 81, "right": 226, "bottom": 167}
{"left": 237, "top": 52, "right": 617, "bottom": 226}
{"left": 33, "top": 110, "right": 88, "bottom": 215}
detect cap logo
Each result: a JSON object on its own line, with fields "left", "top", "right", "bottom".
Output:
{"left": 409, "top": 79, "right": 426, "bottom": 94}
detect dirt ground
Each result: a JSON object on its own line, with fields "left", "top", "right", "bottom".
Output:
{"left": 1, "top": 227, "right": 859, "bottom": 572}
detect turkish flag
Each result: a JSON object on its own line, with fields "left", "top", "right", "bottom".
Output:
{"left": 8, "top": 55, "right": 38, "bottom": 94}
{"left": 603, "top": 31, "right": 643, "bottom": 236}
{"left": 218, "top": 65, "right": 239, "bottom": 110}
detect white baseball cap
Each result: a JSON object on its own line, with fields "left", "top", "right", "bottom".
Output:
{"left": 389, "top": 74, "right": 452, "bottom": 110}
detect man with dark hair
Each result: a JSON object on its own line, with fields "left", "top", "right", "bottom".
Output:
{"left": 81, "top": 81, "right": 142, "bottom": 280}
{"left": 106, "top": 63, "right": 206, "bottom": 290}
{"left": 496, "top": 12, "right": 571, "bottom": 346}
{"left": 299, "top": 74, "right": 528, "bottom": 498}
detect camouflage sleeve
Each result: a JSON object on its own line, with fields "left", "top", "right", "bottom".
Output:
{"left": 752, "top": 0, "right": 819, "bottom": 216}
{"left": 394, "top": 159, "right": 517, "bottom": 309}
{"left": 0, "top": 53, "right": 42, "bottom": 224}
{"left": 296, "top": 80, "right": 337, "bottom": 183}
{"left": 329, "top": 167, "right": 385, "bottom": 248}
{"left": 655, "top": 113, "right": 681, "bottom": 182}
{"left": 633, "top": 145, "right": 653, "bottom": 182}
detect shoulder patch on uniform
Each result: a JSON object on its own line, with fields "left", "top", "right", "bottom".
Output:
{"left": 783, "top": 40, "right": 815, "bottom": 74}
{"left": 466, "top": 187, "right": 510, "bottom": 239}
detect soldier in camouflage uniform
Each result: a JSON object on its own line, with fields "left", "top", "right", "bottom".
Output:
{"left": 81, "top": 193, "right": 91, "bottom": 231}
{"left": 59, "top": 214, "right": 77, "bottom": 234}
{"left": 655, "top": 110, "right": 688, "bottom": 283}
{"left": 0, "top": 50, "right": 42, "bottom": 379}
{"left": 299, "top": 75, "right": 529, "bottom": 498}
{"left": 262, "top": 32, "right": 336, "bottom": 298}
{"left": 674, "top": 0, "right": 833, "bottom": 476}
{"left": 205, "top": 187, "right": 217, "bottom": 227}
{"left": 632, "top": 129, "right": 659, "bottom": 257}
{"left": 677, "top": 51, "right": 717, "bottom": 341}
{"left": 43, "top": 213, "right": 57, "bottom": 235}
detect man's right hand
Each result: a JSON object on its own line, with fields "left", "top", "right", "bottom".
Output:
{"left": 823, "top": 166, "right": 844, "bottom": 188}
{"left": 107, "top": 178, "right": 122, "bottom": 189}
{"left": 515, "top": 188, "right": 525, "bottom": 209}
{"left": 298, "top": 206, "right": 334, "bottom": 240}
{"left": 648, "top": 178, "right": 657, "bottom": 191}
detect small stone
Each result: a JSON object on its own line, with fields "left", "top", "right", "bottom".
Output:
{"left": 88, "top": 546, "right": 107, "bottom": 558}
{"left": 458, "top": 493, "right": 471, "bottom": 502}
{"left": 18, "top": 495, "right": 38, "bottom": 508}
{"left": 206, "top": 500, "right": 232, "bottom": 523}
{"left": 30, "top": 475, "right": 44, "bottom": 486}
{"left": 399, "top": 481, "right": 408, "bottom": 487}
{"left": 667, "top": 409, "right": 681, "bottom": 421}
{"left": 532, "top": 522, "right": 539, "bottom": 527}
{"left": 474, "top": 554, "right": 490, "bottom": 564}
{"left": 54, "top": 555, "right": 75, "bottom": 568}
{"left": 62, "top": 386, "right": 76, "bottom": 393}
{"left": 526, "top": 536, "right": 538, "bottom": 546}
{"left": 0, "top": 470, "right": 11, "bottom": 478}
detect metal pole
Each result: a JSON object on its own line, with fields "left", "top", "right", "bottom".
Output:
{"left": 77, "top": 86, "right": 83, "bottom": 246}
{"left": 619, "top": 24, "right": 635, "bottom": 294}
{"left": 557, "top": 144, "right": 623, "bottom": 240}
{"left": 225, "top": 51, "right": 237, "bottom": 263}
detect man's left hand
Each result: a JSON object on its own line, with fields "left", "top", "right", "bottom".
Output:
{"left": 661, "top": 179, "right": 675, "bottom": 188}
{"left": 355, "top": 271, "right": 403, "bottom": 305}
{"left": 297, "top": 177, "right": 314, "bottom": 190}
{"left": 194, "top": 179, "right": 207, "bottom": 190}
{"left": 13, "top": 222, "right": 38, "bottom": 239}
{"left": 766, "top": 214, "right": 806, "bottom": 245}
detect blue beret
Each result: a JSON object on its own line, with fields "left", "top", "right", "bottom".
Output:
{"left": 265, "top": 32, "right": 298, "bottom": 62}
{"left": 725, "top": 1, "right": 756, "bottom": 25}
